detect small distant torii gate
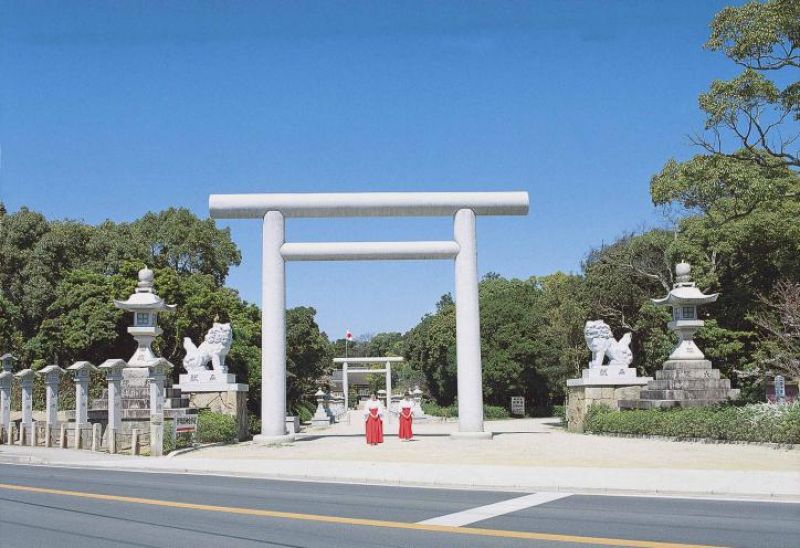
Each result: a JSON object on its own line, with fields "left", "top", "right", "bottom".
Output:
{"left": 210, "top": 191, "right": 529, "bottom": 443}
{"left": 334, "top": 356, "right": 404, "bottom": 410}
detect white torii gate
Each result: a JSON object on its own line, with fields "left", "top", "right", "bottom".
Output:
{"left": 333, "top": 356, "right": 404, "bottom": 410}
{"left": 209, "top": 191, "right": 529, "bottom": 444}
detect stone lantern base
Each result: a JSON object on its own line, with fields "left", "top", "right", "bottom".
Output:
{"left": 620, "top": 359, "right": 740, "bottom": 410}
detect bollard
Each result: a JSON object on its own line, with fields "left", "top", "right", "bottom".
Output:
{"left": 131, "top": 429, "right": 139, "bottom": 456}
{"left": 74, "top": 424, "right": 81, "bottom": 449}
{"left": 19, "top": 424, "right": 26, "bottom": 446}
{"left": 44, "top": 425, "right": 51, "bottom": 448}
{"left": 11, "top": 423, "right": 18, "bottom": 445}
{"left": 91, "top": 423, "right": 101, "bottom": 452}
{"left": 31, "top": 421, "right": 38, "bottom": 447}
{"left": 108, "top": 428, "right": 117, "bottom": 454}
{"left": 59, "top": 424, "right": 67, "bottom": 448}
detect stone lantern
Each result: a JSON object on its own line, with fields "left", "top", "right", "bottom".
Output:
{"left": 619, "top": 261, "right": 739, "bottom": 410}
{"left": 652, "top": 262, "right": 719, "bottom": 361}
{"left": 114, "top": 266, "right": 176, "bottom": 367}
{"left": 1, "top": 353, "right": 16, "bottom": 374}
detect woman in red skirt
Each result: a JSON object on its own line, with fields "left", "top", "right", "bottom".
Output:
{"left": 364, "top": 393, "right": 384, "bottom": 445}
{"left": 398, "top": 391, "right": 414, "bottom": 441}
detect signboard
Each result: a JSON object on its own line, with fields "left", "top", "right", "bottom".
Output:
{"left": 774, "top": 375, "right": 786, "bottom": 403}
{"left": 510, "top": 396, "right": 525, "bottom": 416}
{"left": 175, "top": 415, "right": 198, "bottom": 434}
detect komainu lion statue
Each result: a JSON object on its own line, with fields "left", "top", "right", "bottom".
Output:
{"left": 584, "top": 320, "right": 633, "bottom": 368}
{"left": 183, "top": 322, "right": 233, "bottom": 373}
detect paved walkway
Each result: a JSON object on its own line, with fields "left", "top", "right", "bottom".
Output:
{"left": 2, "top": 416, "right": 798, "bottom": 500}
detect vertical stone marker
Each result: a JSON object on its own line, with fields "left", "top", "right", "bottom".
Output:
{"left": 147, "top": 358, "right": 172, "bottom": 457}
{"left": 38, "top": 365, "right": 66, "bottom": 447}
{"left": 68, "top": 361, "right": 97, "bottom": 449}
{"left": 14, "top": 369, "right": 35, "bottom": 445}
{"left": 99, "top": 359, "right": 126, "bottom": 454}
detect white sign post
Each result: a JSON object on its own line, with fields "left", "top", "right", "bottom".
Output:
{"left": 510, "top": 396, "right": 525, "bottom": 416}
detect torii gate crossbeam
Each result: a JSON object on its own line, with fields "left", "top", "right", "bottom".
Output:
{"left": 210, "top": 191, "right": 529, "bottom": 444}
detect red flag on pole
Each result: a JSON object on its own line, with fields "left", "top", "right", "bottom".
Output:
{"left": 345, "top": 330, "right": 353, "bottom": 341}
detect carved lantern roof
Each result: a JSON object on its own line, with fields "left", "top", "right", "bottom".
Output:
{"left": 113, "top": 266, "right": 177, "bottom": 312}
{"left": 652, "top": 262, "right": 719, "bottom": 307}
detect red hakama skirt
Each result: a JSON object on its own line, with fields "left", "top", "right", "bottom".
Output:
{"left": 365, "top": 408, "right": 383, "bottom": 444}
{"left": 399, "top": 408, "right": 413, "bottom": 440}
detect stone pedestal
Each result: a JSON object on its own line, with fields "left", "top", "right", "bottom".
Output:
{"left": 176, "top": 370, "right": 249, "bottom": 441}
{"left": 566, "top": 368, "right": 652, "bottom": 432}
{"left": 184, "top": 389, "right": 249, "bottom": 441}
{"left": 620, "top": 360, "right": 740, "bottom": 410}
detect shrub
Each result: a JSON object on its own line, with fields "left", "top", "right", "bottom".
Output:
{"left": 249, "top": 416, "right": 261, "bottom": 437}
{"left": 552, "top": 405, "right": 566, "bottom": 422}
{"left": 585, "top": 402, "right": 800, "bottom": 444}
{"left": 292, "top": 403, "right": 313, "bottom": 423}
{"left": 483, "top": 405, "right": 510, "bottom": 420}
{"left": 196, "top": 411, "right": 238, "bottom": 444}
{"left": 422, "top": 402, "right": 458, "bottom": 418}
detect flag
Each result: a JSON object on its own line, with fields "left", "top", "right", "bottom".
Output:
{"left": 345, "top": 330, "right": 353, "bottom": 341}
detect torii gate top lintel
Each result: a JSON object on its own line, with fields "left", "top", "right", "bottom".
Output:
{"left": 210, "top": 191, "right": 529, "bottom": 444}
{"left": 210, "top": 191, "right": 529, "bottom": 219}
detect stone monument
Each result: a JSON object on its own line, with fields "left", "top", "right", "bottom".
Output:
{"left": 566, "top": 320, "right": 651, "bottom": 432}
{"left": 621, "top": 262, "right": 739, "bottom": 409}
{"left": 175, "top": 322, "right": 249, "bottom": 440}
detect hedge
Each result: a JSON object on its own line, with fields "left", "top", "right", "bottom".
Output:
{"left": 196, "top": 410, "right": 238, "bottom": 444}
{"left": 585, "top": 402, "right": 800, "bottom": 444}
{"left": 421, "top": 403, "right": 510, "bottom": 419}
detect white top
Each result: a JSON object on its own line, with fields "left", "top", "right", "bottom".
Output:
{"left": 363, "top": 399, "right": 385, "bottom": 419}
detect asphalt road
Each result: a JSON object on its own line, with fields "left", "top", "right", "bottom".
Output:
{"left": 0, "top": 464, "right": 797, "bottom": 548}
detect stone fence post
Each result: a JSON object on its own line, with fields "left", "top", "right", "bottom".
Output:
{"left": 68, "top": 361, "right": 97, "bottom": 449}
{"left": 99, "top": 360, "right": 126, "bottom": 454}
{"left": 147, "top": 358, "right": 172, "bottom": 457}
{"left": 14, "top": 369, "right": 35, "bottom": 445}
{"left": 38, "top": 365, "right": 66, "bottom": 447}
{"left": 0, "top": 371, "right": 11, "bottom": 444}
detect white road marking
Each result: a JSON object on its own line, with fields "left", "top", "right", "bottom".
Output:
{"left": 418, "top": 492, "right": 573, "bottom": 527}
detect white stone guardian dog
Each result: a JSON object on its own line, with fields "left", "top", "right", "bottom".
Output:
{"left": 182, "top": 322, "right": 233, "bottom": 374}
{"left": 584, "top": 320, "right": 633, "bottom": 368}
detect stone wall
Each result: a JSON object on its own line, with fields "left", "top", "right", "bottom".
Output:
{"left": 187, "top": 390, "right": 249, "bottom": 441}
{"left": 567, "top": 384, "right": 643, "bottom": 433}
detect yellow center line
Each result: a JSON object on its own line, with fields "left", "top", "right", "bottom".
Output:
{"left": 0, "top": 482, "right": 724, "bottom": 548}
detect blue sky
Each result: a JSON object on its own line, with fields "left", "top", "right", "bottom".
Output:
{"left": 0, "top": 1, "right": 735, "bottom": 339}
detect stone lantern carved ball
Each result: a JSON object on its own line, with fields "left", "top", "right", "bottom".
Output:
{"left": 138, "top": 266, "right": 155, "bottom": 285}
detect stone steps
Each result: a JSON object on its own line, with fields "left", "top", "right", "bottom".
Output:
{"left": 619, "top": 399, "right": 731, "bottom": 410}
{"left": 647, "top": 379, "right": 731, "bottom": 391}
{"left": 656, "top": 369, "right": 721, "bottom": 380}
{"left": 661, "top": 360, "right": 713, "bottom": 371}
{"left": 640, "top": 389, "right": 733, "bottom": 400}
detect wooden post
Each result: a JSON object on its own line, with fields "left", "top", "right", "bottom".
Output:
{"left": 59, "top": 424, "right": 67, "bottom": 448}
{"left": 131, "top": 429, "right": 139, "bottom": 455}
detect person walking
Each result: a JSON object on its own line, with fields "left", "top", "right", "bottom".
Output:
{"left": 398, "top": 391, "right": 414, "bottom": 441}
{"left": 364, "top": 393, "right": 384, "bottom": 445}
